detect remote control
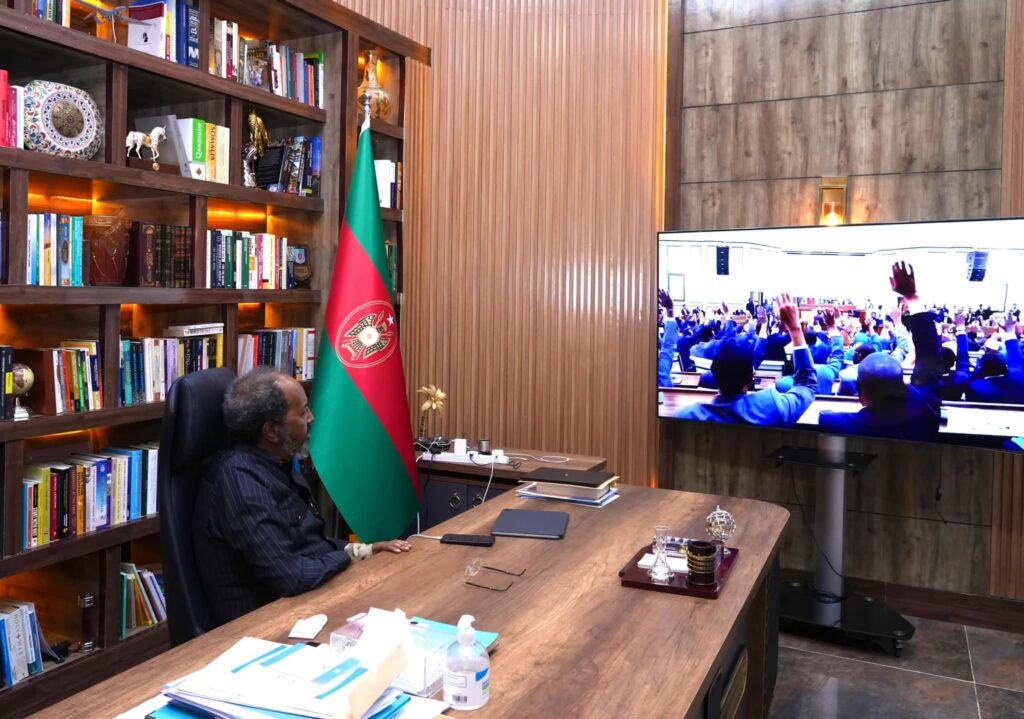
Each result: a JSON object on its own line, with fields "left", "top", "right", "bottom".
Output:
{"left": 440, "top": 533, "right": 495, "bottom": 547}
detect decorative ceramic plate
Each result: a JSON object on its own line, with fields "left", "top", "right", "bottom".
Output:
{"left": 23, "top": 80, "right": 103, "bottom": 160}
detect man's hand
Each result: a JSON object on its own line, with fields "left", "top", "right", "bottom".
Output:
{"left": 776, "top": 294, "right": 799, "bottom": 335}
{"left": 1005, "top": 311, "right": 1017, "bottom": 334}
{"left": 720, "top": 300, "right": 729, "bottom": 315}
{"left": 756, "top": 306, "right": 767, "bottom": 324}
{"left": 890, "top": 262, "right": 918, "bottom": 300}
{"left": 658, "top": 289, "right": 673, "bottom": 317}
{"left": 372, "top": 539, "right": 412, "bottom": 554}
{"left": 955, "top": 311, "right": 966, "bottom": 330}
{"left": 822, "top": 307, "right": 838, "bottom": 331}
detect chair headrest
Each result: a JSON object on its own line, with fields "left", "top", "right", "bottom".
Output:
{"left": 163, "top": 367, "right": 236, "bottom": 473}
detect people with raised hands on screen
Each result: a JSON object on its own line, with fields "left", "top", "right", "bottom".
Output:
{"left": 818, "top": 262, "right": 940, "bottom": 441}
{"left": 674, "top": 293, "right": 817, "bottom": 425}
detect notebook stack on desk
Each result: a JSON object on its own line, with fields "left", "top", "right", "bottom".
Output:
{"left": 516, "top": 468, "right": 620, "bottom": 508}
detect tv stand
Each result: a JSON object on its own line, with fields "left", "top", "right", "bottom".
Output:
{"left": 767, "top": 437, "right": 915, "bottom": 656}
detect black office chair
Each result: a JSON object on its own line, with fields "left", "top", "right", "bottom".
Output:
{"left": 158, "top": 367, "right": 236, "bottom": 646}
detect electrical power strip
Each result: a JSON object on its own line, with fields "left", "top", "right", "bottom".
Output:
{"left": 421, "top": 450, "right": 510, "bottom": 465}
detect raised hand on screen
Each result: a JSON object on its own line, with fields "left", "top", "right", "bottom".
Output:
{"left": 658, "top": 289, "right": 674, "bottom": 317}
{"left": 955, "top": 311, "right": 966, "bottom": 330}
{"left": 822, "top": 307, "right": 838, "bottom": 331}
{"left": 776, "top": 294, "right": 800, "bottom": 335}
{"left": 1005, "top": 310, "right": 1017, "bottom": 335}
{"left": 890, "top": 262, "right": 918, "bottom": 300}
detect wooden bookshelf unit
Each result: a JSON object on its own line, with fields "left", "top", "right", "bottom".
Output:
{"left": 0, "top": 1, "right": 426, "bottom": 715}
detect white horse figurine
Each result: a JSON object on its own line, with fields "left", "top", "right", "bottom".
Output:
{"left": 125, "top": 126, "right": 166, "bottom": 161}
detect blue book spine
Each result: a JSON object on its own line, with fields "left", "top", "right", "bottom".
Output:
{"left": 185, "top": 1, "right": 200, "bottom": 68}
{"left": 71, "top": 216, "right": 83, "bottom": 286}
{"left": 95, "top": 460, "right": 111, "bottom": 529}
{"left": 0, "top": 616, "right": 13, "bottom": 687}
{"left": 57, "top": 215, "right": 72, "bottom": 287}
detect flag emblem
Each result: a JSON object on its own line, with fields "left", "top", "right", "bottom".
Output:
{"left": 336, "top": 300, "right": 397, "bottom": 369}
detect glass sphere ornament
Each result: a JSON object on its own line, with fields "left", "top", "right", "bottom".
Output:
{"left": 705, "top": 505, "right": 736, "bottom": 557}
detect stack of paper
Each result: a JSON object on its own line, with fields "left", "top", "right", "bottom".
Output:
{"left": 159, "top": 636, "right": 418, "bottom": 719}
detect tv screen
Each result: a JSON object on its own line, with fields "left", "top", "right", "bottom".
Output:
{"left": 657, "top": 218, "right": 1024, "bottom": 450}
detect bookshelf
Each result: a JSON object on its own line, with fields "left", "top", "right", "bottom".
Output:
{"left": 0, "top": 1, "right": 426, "bottom": 715}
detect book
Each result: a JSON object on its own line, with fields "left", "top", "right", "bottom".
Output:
{"left": 521, "top": 467, "right": 619, "bottom": 489}
{"left": 127, "top": 1, "right": 167, "bottom": 59}
{"left": 516, "top": 482, "right": 620, "bottom": 508}
{"left": 520, "top": 475, "right": 617, "bottom": 501}
{"left": 176, "top": 117, "right": 207, "bottom": 179}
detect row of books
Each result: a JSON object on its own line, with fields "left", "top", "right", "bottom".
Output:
{"left": 121, "top": 562, "right": 166, "bottom": 638}
{"left": 21, "top": 444, "right": 159, "bottom": 550}
{"left": 13, "top": 341, "right": 104, "bottom": 415}
{"left": 128, "top": 222, "right": 195, "bottom": 288}
{"left": 127, "top": 0, "right": 201, "bottom": 69}
{"left": 254, "top": 136, "right": 322, "bottom": 197}
{"left": 204, "top": 230, "right": 293, "bottom": 290}
{"left": 119, "top": 324, "right": 225, "bottom": 406}
{"left": 132, "top": 114, "right": 231, "bottom": 184}
{"left": 0, "top": 601, "right": 45, "bottom": 688}
{"left": 237, "top": 329, "right": 316, "bottom": 381}
{"left": 374, "top": 160, "right": 403, "bottom": 210}
{"left": 0, "top": 70, "right": 25, "bottom": 150}
{"left": 24, "top": 214, "right": 88, "bottom": 287}
{"left": 210, "top": 19, "right": 325, "bottom": 108}
{"left": 29, "top": 0, "right": 70, "bottom": 26}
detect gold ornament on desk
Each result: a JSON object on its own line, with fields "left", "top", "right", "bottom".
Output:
{"left": 705, "top": 505, "right": 737, "bottom": 558}
{"left": 356, "top": 51, "right": 391, "bottom": 120}
{"left": 416, "top": 384, "right": 446, "bottom": 446}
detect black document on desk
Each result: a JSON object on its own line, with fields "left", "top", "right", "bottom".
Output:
{"left": 491, "top": 508, "right": 569, "bottom": 539}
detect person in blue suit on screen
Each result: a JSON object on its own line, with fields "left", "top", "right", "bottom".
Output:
{"left": 674, "top": 294, "right": 817, "bottom": 426}
{"left": 965, "top": 313, "right": 1024, "bottom": 404}
{"left": 819, "top": 262, "right": 940, "bottom": 441}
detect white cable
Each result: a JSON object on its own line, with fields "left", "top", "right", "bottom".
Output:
{"left": 504, "top": 453, "right": 571, "bottom": 463}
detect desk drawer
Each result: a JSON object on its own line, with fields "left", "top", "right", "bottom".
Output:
{"left": 423, "top": 478, "right": 468, "bottom": 528}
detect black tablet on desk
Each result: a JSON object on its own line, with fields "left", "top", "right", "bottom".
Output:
{"left": 491, "top": 508, "right": 569, "bottom": 539}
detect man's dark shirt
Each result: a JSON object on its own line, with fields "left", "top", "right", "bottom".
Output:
{"left": 193, "top": 444, "right": 352, "bottom": 626}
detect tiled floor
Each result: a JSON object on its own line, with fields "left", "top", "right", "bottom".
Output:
{"left": 769, "top": 618, "right": 1024, "bottom": 719}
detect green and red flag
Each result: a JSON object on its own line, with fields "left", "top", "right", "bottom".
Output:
{"left": 309, "top": 115, "right": 419, "bottom": 543}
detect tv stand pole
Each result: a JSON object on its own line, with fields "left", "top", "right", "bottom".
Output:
{"left": 767, "top": 437, "right": 915, "bottom": 656}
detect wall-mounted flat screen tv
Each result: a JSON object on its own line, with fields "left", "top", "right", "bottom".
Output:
{"left": 657, "top": 218, "right": 1024, "bottom": 450}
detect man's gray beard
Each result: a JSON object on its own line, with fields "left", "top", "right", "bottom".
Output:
{"left": 283, "top": 435, "right": 310, "bottom": 460}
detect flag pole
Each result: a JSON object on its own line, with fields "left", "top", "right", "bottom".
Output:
{"left": 363, "top": 96, "right": 371, "bottom": 132}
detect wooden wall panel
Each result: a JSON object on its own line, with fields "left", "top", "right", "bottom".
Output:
{"left": 991, "top": 0, "right": 1024, "bottom": 600}
{"left": 1004, "top": 0, "right": 1024, "bottom": 214}
{"left": 661, "top": 422, "right": 994, "bottom": 595}
{"left": 681, "top": 170, "right": 1002, "bottom": 229}
{"left": 685, "top": 0, "right": 926, "bottom": 33}
{"left": 684, "top": 0, "right": 1004, "bottom": 107}
{"left": 991, "top": 452, "right": 1024, "bottom": 598}
{"left": 682, "top": 83, "right": 1003, "bottom": 183}
{"left": 335, "top": 0, "right": 668, "bottom": 486}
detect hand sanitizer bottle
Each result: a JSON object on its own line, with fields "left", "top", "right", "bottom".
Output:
{"left": 443, "top": 615, "right": 490, "bottom": 710}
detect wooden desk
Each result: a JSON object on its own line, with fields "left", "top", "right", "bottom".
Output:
{"left": 37, "top": 486, "right": 789, "bottom": 719}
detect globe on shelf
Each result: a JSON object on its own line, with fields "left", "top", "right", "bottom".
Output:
{"left": 705, "top": 505, "right": 736, "bottom": 558}
{"left": 11, "top": 363, "right": 35, "bottom": 421}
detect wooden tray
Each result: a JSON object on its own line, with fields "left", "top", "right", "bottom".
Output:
{"left": 618, "top": 544, "right": 739, "bottom": 599}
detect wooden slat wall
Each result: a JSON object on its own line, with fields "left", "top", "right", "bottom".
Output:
{"left": 334, "top": 0, "right": 668, "bottom": 486}
{"left": 992, "top": 0, "right": 1024, "bottom": 600}
{"left": 672, "top": 0, "right": 1006, "bottom": 230}
{"left": 663, "top": 0, "right": 1022, "bottom": 597}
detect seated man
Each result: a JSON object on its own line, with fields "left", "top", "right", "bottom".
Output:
{"left": 820, "top": 262, "right": 940, "bottom": 441}
{"left": 193, "top": 368, "right": 411, "bottom": 626}
{"left": 674, "top": 294, "right": 817, "bottom": 426}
